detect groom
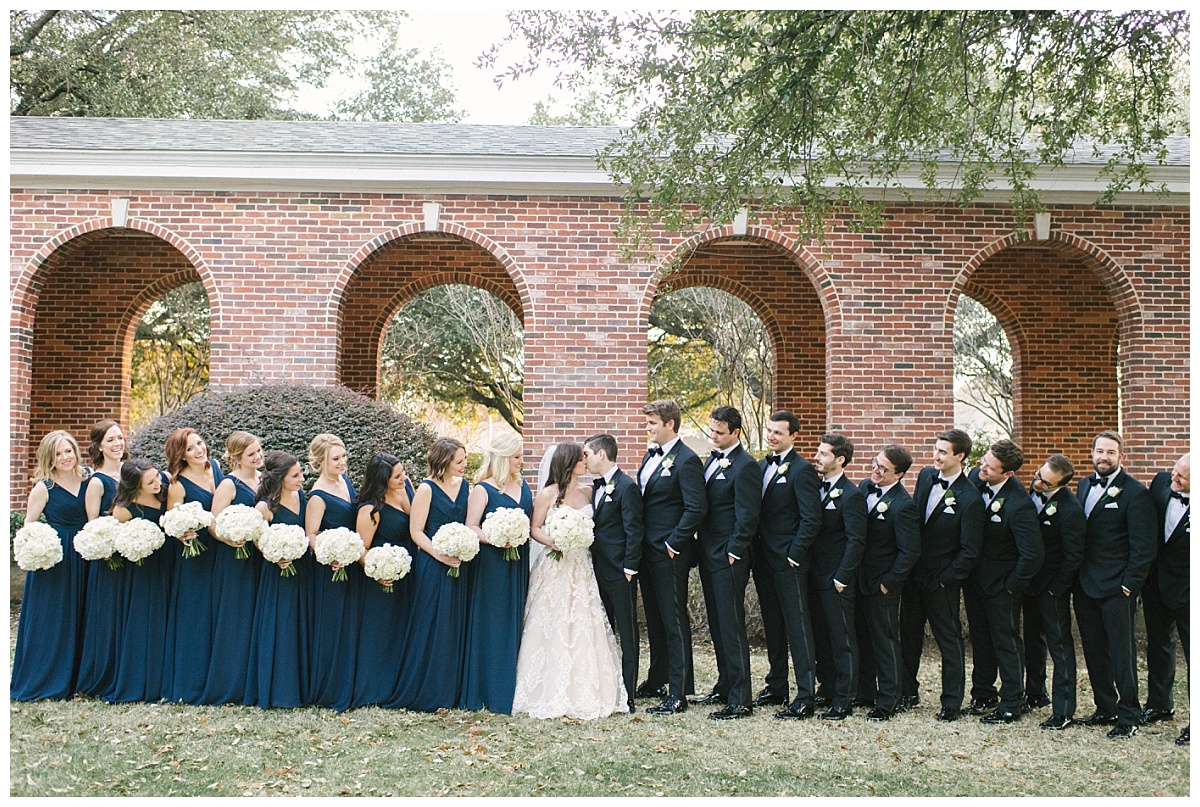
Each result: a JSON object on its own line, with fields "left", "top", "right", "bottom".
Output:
{"left": 583, "top": 433, "right": 644, "bottom": 713}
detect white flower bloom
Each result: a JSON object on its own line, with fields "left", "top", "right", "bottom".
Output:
{"left": 431, "top": 522, "right": 479, "bottom": 577}
{"left": 13, "top": 521, "right": 62, "bottom": 571}
{"left": 214, "top": 504, "right": 266, "bottom": 558}
{"left": 256, "top": 522, "right": 308, "bottom": 576}
{"left": 876, "top": 501, "right": 889, "bottom": 513}
{"left": 115, "top": 518, "right": 166, "bottom": 564}
{"left": 315, "top": 527, "right": 366, "bottom": 581}
{"left": 160, "top": 500, "right": 212, "bottom": 538}
{"left": 829, "top": 487, "right": 842, "bottom": 499}
{"left": 1106, "top": 486, "right": 1121, "bottom": 498}
{"left": 363, "top": 543, "right": 412, "bottom": 592}
{"left": 482, "top": 507, "right": 530, "bottom": 561}
{"left": 75, "top": 516, "right": 123, "bottom": 565}
{"left": 545, "top": 506, "right": 595, "bottom": 560}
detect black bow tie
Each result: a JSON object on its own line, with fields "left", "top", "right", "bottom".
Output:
{"left": 648, "top": 446, "right": 663, "bottom": 457}
{"left": 710, "top": 450, "right": 725, "bottom": 460}
{"left": 767, "top": 454, "right": 783, "bottom": 465}
{"left": 593, "top": 478, "right": 606, "bottom": 489}
{"left": 1031, "top": 490, "right": 1045, "bottom": 503}
{"left": 866, "top": 483, "right": 881, "bottom": 496}
{"left": 1172, "top": 491, "right": 1189, "bottom": 505}
{"left": 934, "top": 477, "right": 950, "bottom": 489}
{"left": 821, "top": 480, "right": 832, "bottom": 493}
{"left": 982, "top": 487, "right": 996, "bottom": 500}
{"left": 1090, "top": 474, "right": 1108, "bottom": 485}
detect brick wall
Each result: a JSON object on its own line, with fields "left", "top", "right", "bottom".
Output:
{"left": 8, "top": 191, "right": 1189, "bottom": 506}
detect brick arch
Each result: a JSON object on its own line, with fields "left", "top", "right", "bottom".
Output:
{"left": 955, "top": 283, "right": 1027, "bottom": 441}
{"left": 336, "top": 231, "right": 525, "bottom": 397}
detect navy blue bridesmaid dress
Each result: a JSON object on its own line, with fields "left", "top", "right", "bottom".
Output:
{"left": 77, "top": 470, "right": 128, "bottom": 699}
{"left": 11, "top": 475, "right": 90, "bottom": 700}
{"left": 459, "top": 479, "right": 533, "bottom": 713}
{"left": 310, "top": 475, "right": 363, "bottom": 712}
{"left": 352, "top": 480, "right": 415, "bottom": 709}
{"left": 244, "top": 491, "right": 314, "bottom": 708}
{"left": 162, "top": 459, "right": 223, "bottom": 704}
{"left": 108, "top": 486, "right": 172, "bottom": 703}
{"left": 202, "top": 475, "right": 261, "bottom": 705}
{"left": 386, "top": 478, "right": 470, "bottom": 711}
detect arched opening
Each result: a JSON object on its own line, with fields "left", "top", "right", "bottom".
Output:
{"left": 952, "top": 294, "right": 1014, "bottom": 446}
{"left": 337, "top": 232, "right": 525, "bottom": 444}
{"left": 22, "top": 228, "right": 208, "bottom": 477}
{"left": 128, "top": 281, "right": 211, "bottom": 432}
{"left": 960, "top": 241, "right": 1121, "bottom": 465}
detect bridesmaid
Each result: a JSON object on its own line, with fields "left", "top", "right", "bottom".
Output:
{"left": 162, "top": 428, "right": 222, "bottom": 704}
{"left": 77, "top": 419, "right": 131, "bottom": 699}
{"left": 202, "top": 431, "right": 264, "bottom": 705}
{"left": 11, "top": 431, "right": 91, "bottom": 700}
{"left": 109, "top": 459, "right": 172, "bottom": 703}
{"left": 386, "top": 437, "right": 470, "bottom": 711}
{"left": 352, "top": 453, "right": 416, "bottom": 708}
{"left": 245, "top": 451, "right": 314, "bottom": 708}
{"left": 305, "top": 434, "right": 363, "bottom": 713}
{"left": 460, "top": 433, "right": 533, "bottom": 713}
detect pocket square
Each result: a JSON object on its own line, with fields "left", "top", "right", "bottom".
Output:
{"left": 715, "top": 473, "right": 726, "bottom": 480}
{"left": 990, "top": 514, "right": 1002, "bottom": 522}
{"left": 660, "top": 469, "right": 671, "bottom": 477}
{"left": 825, "top": 501, "right": 837, "bottom": 510}
{"left": 1104, "top": 501, "right": 1118, "bottom": 509}
{"left": 1043, "top": 520, "right": 1052, "bottom": 526}
{"left": 876, "top": 513, "right": 886, "bottom": 520}
{"left": 775, "top": 476, "right": 787, "bottom": 484}
{"left": 942, "top": 506, "right": 955, "bottom": 514}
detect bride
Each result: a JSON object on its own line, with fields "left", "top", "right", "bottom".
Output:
{"left": 511, "top": 442, "right": 628, "bottom": 719}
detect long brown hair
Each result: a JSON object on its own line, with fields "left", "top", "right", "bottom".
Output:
{"left": 547, "top": 442, "right": 582, "bottom": 506}
{"left": 87, "top": 419, "right": 129, "bottom": 466}
{"left": 164, "top": 427, "right": 201, "bottom": 478}
{"left": 256, "top": 450, "right": 300, "bottom": 513}
{"left": 113, "top": 458, "right": 166, "bottom": 510}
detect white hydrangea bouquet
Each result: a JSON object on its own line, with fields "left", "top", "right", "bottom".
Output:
{"left": 545, "top": 506, "right": 594, "bottom": 561}
{"left": 160, "top": 501, "right": 213, "bottom": 558}
{"left": 363, "top": 543, "right": 413, "bottom": 592}
{"left": 314, "top": 527, "right": 365, "bottom": 581}
{"left": 256, "top": 522, "right": 309, "bottom": 577}
{"left": 214, "top": 503, "right": 266, "bottom": 560}
{"left": 13, "top": 521, "right": 63, "bottom": 571}
{"left": 430, "top": 522, "right": 479, "bottom": 578}
{"left": 481, "top": 507, "right": 530, "bottom": 561}
{"left": 75, "top": 515, "right": 125, "bottom": 570}
{"left": 115, "top": 518, "right": 166, "bottom": 565}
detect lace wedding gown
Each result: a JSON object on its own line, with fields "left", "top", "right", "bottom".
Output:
{"left": 511, "top": 503, "right": 628, "bottom": 719}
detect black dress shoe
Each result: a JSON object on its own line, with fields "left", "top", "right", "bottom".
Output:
{"left": 1040, "top": 713, "right": 1072, "bottom": 730}
{"left": 688, "top": 692, "right": 725, "bottom": 706}
{"left": 1022, "top": 693, "right": 1051, "bottom": 711}
{"left": 1140, "top": 707, "right": 1175, "bottom": 724}
{"left": 1082, "top": 711, "right": 1119, "bottom": 727}
{"left": 812, "top": 693, "right": 833, "bottom": 708}
{"left": 865, "top": 707, "right": 892, "bottom": 722}
{"left": 980, "top": 708, "right": 1019, "bottom": 724}
{"left": 635, "top": 682, "right": 667, "bottom": 700}
{"left": 708, "top": 704, "right": 753, "bottom": 720}
{"left": 752, "top": 689, "right": 788, "bottom": 707}
{"left": 1107, "top": 723, "right": 1138, "bottom": 740}
{"left": 774, "top": 699, "right": 815, "bottom": 720}
{"left": 935, "top": 707, "right": 960, "bottom": 723}
{"left": 897, "top": 694, "right": 920, "bottom": 712}
{"left": 646, "top": 696, "right": 687, "bottom": 715}
{"left": 850, "top": 697, "right": 876, "bottom": 709}
{"left": 963, "top": 696, "right": 999, "bottom": 715}
{"left": 1176, "top": 725, "right": 1190, "bottom": 746}
{"left": 820, "top": 705, "right": 852, "bottom": 720}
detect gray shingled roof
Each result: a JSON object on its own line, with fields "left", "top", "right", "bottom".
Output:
{"left": 9, "top": 116, "right": 1190, "bottom": 166}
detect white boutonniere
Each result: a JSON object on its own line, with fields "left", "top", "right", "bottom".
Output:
{"left": 1044, "top": 502, "right": 1058, "bottom": 516}
{"left": 876, "top": 500, "right": 889, "bottom": 513}
{"left": 1106, "top": 486, "right": 1121, "bottom": 499}
{"left": 661, "top": 456, "right": 675, "bottom": 470}
{"left": 829, "top": 487, "right": 842, "bottom": 499}
{"left": 718, "top": 458, "right": 731, "bottom": 470}
{"left": 942, "top": 493, "right": 956, "bottom": 507}
{"left": 990, "top": 498, "right": 1004, "bottom": 513}
{"left": 777, "top": 461, "right": 790, "bottom": 475}
{"left": 605, "top": 482, "right": 615, "bottom": 496}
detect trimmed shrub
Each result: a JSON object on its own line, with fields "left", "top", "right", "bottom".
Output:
{"left": 129, "top": 383, "right": 437, "bottom": 490}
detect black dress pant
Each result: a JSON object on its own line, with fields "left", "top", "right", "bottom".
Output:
{"left": 751, "top": 537, "right": 790, "bottom": 698}
{"left": 963, "top": 579, "right": 999, "bottom": 701}
{"left": 1142, "top": 581, "right": 1190, "bottom": 713}
{"left": 597, "top": 573, "right": 640, "bottom": 710}
{"left": 810, "top": 582, "right": 858, "bottom": 708}
{"left": 1073, "top": 589, "right": 1141, "bottom": 726}
{"left": 900, "top": 579, "right": 966, "bottom": 709}
{"left": 640, "top": 547, "right": 692, "bottom": 698}
{"left": 968, "top": 586, "right": 1025, "bottom": 712}
{"left": 1022, "top": 589, "right": 1077, "bottom": 717}
{"left": 698, "top": 558, "right": 752, "bottom": 707}
{"left": 858, "top": 588, "right": 902, "bottom": 712}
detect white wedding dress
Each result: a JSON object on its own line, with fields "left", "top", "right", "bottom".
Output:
{"left": 511, "top": 503, "right": 629, "bottom": 719}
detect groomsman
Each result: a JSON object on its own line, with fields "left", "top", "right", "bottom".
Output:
{"left": 751, "top": 410, "right": 822, "bottom": 719}
{"left": 583, "top": 433, "right": 644, "bottom": 714}
{"left": 900, "top": 429, "right": 983, "bottom": 722}
{"left": 1073, "top": 430, "right": 1155, "bottom": 739}
{"left": 692, "top": 406, "right": 760, "bottom": 719}
{"left": 855, "top": 444, "right": 920, "bottom": 720}
{"left": 1022, "top": 454, "right": 1086, "bottom": 731}
{"left": 808, "top": 433, "right": 867, "bottom": 720}
{"left": 965, "top": 439, "right": 1043, "bottom": 725}
{"left": 636, "top": 399, "right": 707, "bottom": 715}
{"left": 1142, "top": 453, "right": 1190, "bottom": 746}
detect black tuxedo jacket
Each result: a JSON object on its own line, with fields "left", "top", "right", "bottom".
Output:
{"left": 638, "top": 440, "right": 707, "bottom": 557}
{"left": 590, "top": 468, "right": 645, "bottom": 583}
{"left": 855, "top": 479, "right": 919, "bottom": 595}
{"left": 697, "top": 444, "right": 761, "bottom": 573}
{"left": 1075, "top": 467, "right": 1156, "bottom": 598}
{"left": 809, "top": 474, "right": 867, "bottom": 590}
{"left": 1028, "top": 486, "right": 1086, "bottom": 598}
{"left": 756, "top": 448, "right": 822, "bottom": 568}
{"left": 967, "top": 470, "right": 1043, "bottom": 598}
{"left": 1149, "top": 471, "right": 1189, "bottom": 610}
{"left": 912, "top": 467, "right": 983, "bottom": 590}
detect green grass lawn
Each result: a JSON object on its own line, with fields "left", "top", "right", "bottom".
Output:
{"left": 9, "top": 608, "right": 1190, "bottom": 797}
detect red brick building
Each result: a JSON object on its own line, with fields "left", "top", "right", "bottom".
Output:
{"left": 8, "top": 118, "right": 1190, "bottom": 506}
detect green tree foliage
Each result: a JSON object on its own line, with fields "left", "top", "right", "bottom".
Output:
{"left": 381, "top": 286, "right": 524, "bottom": 433}
{"left": 489, "top": 10, "right": 1190, "bottom": 247}
{"left": 334, "top": 33, "right": 465, "bottom": 123}
{"left": 527, "top": 84, "right": 624, "bottom": 126}
{"left": 129, "top": 383, "right": 437, "bottom": 488}
{"left": 649, "top": 288, "right": 774, "bottom": 449}
{"left": 9, "top": 10, "right": 394, "bottom": 118}
{"left": 130, "top": 282, "right": 210, "bottom": 431}
{"left": 954, "top": 295, "right": 1013, "bottom": 438}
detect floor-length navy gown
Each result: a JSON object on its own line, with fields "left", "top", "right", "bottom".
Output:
{"left": 202, "top": 475, "right": 261, "bottom": 704}
{"left": 11, "top": 476, "right": 90, "bottom": 701}
{"left": 77, "top": 471, "right": 127, "bottom": 699}
{"left": 459, "top": 479, "right": 533, "bottom": 713}
{"left": 310, "top": 476, "right": 363, "bottom": 712}
{"left": 352, "top": 480, "right": 415, "bottom": 709}
{"left": 244, "top": 492, "right": 314, "bottom": 708}
{"left": 163, "top": 459, "right": 223, "bottom": 704}
{"left": 386, "top": 478, "right": 470, "bottom": 711}
{"left": 108, "top": 487, "right": 172, "bottom": 703}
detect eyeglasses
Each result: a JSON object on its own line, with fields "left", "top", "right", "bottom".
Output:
{"left": 871, "top": 460, "right": 895, "bottom": 474}
{"left": 1032, "top": 469, "right": 1060, "bottom": 489}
